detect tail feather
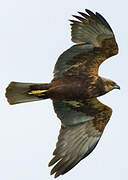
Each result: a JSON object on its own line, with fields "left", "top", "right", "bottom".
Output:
{"left": 6, "top": 82, "right": 50, "bottom": 105}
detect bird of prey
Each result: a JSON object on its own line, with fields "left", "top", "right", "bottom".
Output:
{"left": 6, "top": 9, "right": 119, "bottom": 178}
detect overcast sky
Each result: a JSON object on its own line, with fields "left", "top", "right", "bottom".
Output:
{"left": 0, "top": 0, "right": 128, "bottom": 180}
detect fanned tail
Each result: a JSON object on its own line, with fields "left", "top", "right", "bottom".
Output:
{"left": 6, "top": 82, "right": 50, "bottom": 105}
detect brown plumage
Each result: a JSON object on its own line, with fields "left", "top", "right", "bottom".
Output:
{"left": 5, "top": 9, "right": 119, "bottom": 178}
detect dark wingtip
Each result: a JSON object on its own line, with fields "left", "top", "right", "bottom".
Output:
{"left": 85, "top": 8, "right": 89, "bottom": 12}
{"left": 54, "top": 172, "right": 61, "bottom": 178}
{"left": 85, "top": 9, "right": 93, "bottom": 14}
{"left": 69, "top": 19, "right": 79, "bottom": 23}
{"left": 48, "top": 161, "right": 52, "bottom": 167}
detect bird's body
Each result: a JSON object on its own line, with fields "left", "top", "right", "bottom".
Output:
{"left": 46, "top": 76, "right": 110, "bottom": 100}
{"left": 6, "top": 9, "right": 119, "bottom": 178}
{"left": 48, "top": 76, "right": 100, "bottom": 100}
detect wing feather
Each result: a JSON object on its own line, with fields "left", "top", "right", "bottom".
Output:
{"left": 71, "top": 9, "right": 114, "bottom": 45}
{"left": 54, "top": 10, "right": 118, "bottom": 79}
{"left": 49, "top": 98, "right": 112, "bottom": 178}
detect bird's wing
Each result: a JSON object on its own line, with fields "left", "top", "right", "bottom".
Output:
{"left": 49, "top": 98, "right": 112, "bottom": 178}
{"left": 54, "top": 9, "right": 118, "bottom": 79}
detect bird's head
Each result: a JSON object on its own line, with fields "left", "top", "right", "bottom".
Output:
{"left": 102, "top": 78, "right": 120, "bottom": 93}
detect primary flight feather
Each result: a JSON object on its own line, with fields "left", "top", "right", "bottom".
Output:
{"left": 6, "top": 9, "right": 119, "bottom": 178}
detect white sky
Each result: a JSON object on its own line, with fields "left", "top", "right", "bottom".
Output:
{"left": 0, "top": 0, "right": 128, "bottom": 180}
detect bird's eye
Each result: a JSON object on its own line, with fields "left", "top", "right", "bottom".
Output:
{"left": 110, "top": 82, "right": 115, "bottom": 86}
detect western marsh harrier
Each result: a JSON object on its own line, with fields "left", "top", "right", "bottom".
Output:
{"left": 6, "top": 9, "right": 119, "bottom": 178}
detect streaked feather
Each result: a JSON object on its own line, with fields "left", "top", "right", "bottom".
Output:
{"left": 54, "top": 10, "right": 118, "bottom": 79}
{"left": 49, "top": 98, "right": 112, "bottom": 177}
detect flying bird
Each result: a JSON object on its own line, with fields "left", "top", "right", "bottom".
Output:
{"left": 6, "top": 9, "right": 119, "bottom": 178}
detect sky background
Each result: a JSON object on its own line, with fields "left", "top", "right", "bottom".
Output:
{"left": 0, "top": 0, "right": 128, "bottom": 180}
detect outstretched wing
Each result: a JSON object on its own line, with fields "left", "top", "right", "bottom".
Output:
{"left": 71, "top": 9, "right": 114, "bottom": 45}
{"left": 49, "top": 98, "right": 112, "bottom": 178}
{"left": 54, "top": 9, "right": 118, "bottom": 79}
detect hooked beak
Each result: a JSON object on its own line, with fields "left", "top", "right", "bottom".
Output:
{"left": 115, "top": 84, "right": 120, "bottom": 90}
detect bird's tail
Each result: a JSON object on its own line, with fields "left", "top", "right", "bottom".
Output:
{"left": 6, "top": 81, "right": 51, "bottom": 105}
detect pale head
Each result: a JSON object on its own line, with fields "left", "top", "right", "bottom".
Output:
{"left": 101, "top": 77, "right": 120, "bottom": 93}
